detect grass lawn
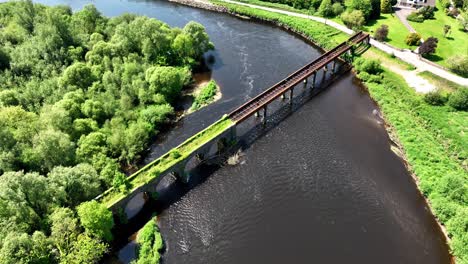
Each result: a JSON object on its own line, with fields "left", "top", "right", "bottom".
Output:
{"left": 408, "top": 1, "right": 468, "bottom": 67}
{"left": 365, "top": 13, "right": 412, "bottom": 49}
{"left": 418, "top": 71, "right": 467, "bottom": 92}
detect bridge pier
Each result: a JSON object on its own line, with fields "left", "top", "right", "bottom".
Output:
{"left": 311, "top": 72, "right": 316, "bottom": 89}
{"left": 302, "top": 79, "right": 307, "bottom": 89}
{"left": 332, "top": 60, "right": 336, "bottom": 73}
{"left": 262, "top": 105, "right": 268, "bottom": 126}
{"left": 289, "top": 88, "right": 294, "bottom": 107}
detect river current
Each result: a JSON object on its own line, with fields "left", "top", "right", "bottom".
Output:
{"left": 20, "top": 0, "right": 451, "bottom": 263}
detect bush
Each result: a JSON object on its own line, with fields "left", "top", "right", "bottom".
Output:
{"left": 447, "top": 55, "right": 468, "bottom": 77}
{"left": 405, "top": 33, "right": 421, "bottom": 46}
{"left": 418, "top": 6, "right": 435, "bottom": 19}
{"left": 381, "top": 0, "right": 393, "bottom": 13}
{"left": 430, "top": 196, "right": 460, "bottom": 223}
{"left": 332, "top": 2, "right": 344, "bottom": 15}
{"left": 448, "top": 88, "right": 468, "bottom": 111}
{"left": 318, "top": 0, "right": 334, "bottom": 17}
{"left": 419, "top": 37, "right": 438, "bottom": 57}
{"left": 407, "top": 12, "right": 425, "bottom": 22}
{"left": 341, "top": 10, "right": 366, "bottom": 29}
{"left": 447, "top": 7, "right": 460, "bottom": 18}
{"left": 423, "top": 90, "right": 447, "bottom": 106}
{"left": 439, "top": 0, "right": 451, "bottom": 8}
{"left": 354, "top": 58, "right": 383, "bottom": 75}
{"left": 374, "top": 24, "right": 389, "bottom": 41}
{"left": 77, "top": 201, "right": 115, "bottom": 242}
{"left": 358, "top": 71, "right": 371, "bottom": 82}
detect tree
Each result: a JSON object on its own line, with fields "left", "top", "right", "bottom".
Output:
{"left": 76, "top": 131, "right": 108, "bottom": 162}
{"left": 458, "top": 12, "right": 468, "bottom": 31}
{"left": 381, "top": 0, "right": 393, "bottom": 13}
{"left": 341, "top": 10, "right": 366, "bottom": 29}
{"left": 0, "top": 172, "right": 55, "bottom": 231}
{"left": 419, "top": 37, "right": 438, "bottom": 57}
{"left": 77, "top": 200, "right": 114, "bottom": 241}
{"left": 62, "top": 234, "right": 108, "bottom": 264}
{"left": 26, "top": 129, "right": 75, "bottom": 173}
{"left": 318, "top": 0, "right": 334, "bottom": 17}
{"left": 15, "top": 0, "right": 36, "bottom": 34}
{"left": 448, "top": 88, "right": 468, "bottom": 111}
{"left": 332, "top": 3, "right": 344, "bottom": 16}
{"left": 443, "top": 25, "right": 451, "bottom": 37}
{"left": 374, "top": 24, "right": 389, "bottom": 41}
{"left": 49, "top": 207, "right": 80, "bottom": 258}
{"left": 145, "top": 66, "right": 190, "bottom": 102}
{"left": 48, "top": 164, "right": 102, "bottom": 207}
{"left": 181, "top": 22, "right": 214, "bottom": 62}
{"left": 369, "top": 0, "right": 381, "bottom": 19}
{"left": 405, "top": 33, "right": 421, "bottom": 46}
{"left": 60, "top": 62, "right": 95, "bottom": 89}
{"left": 447, "top": 55, "right": 468, "bottom": 77}
{"left": 347, "top": 0, "right": 373, "bottom": 19}
{"left": 0, "top": 231, "right": 53, "bottom": 264}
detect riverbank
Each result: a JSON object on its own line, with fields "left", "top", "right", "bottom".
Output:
{"left": 167, "top": 0, "right": 466, "bottom": 262}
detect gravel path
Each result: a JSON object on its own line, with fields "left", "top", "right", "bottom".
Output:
{"left": 219, "top": 0, "right": 468, "bottom": 88}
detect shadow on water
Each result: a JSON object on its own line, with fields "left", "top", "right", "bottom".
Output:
{"left": 106, "top": 58, "right": 359, "bottom": 261}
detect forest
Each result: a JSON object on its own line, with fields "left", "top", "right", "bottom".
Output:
{"left": 0, "top": 0, "right": 213, "bottom": 262}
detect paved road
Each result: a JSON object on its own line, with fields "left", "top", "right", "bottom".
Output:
{"left": 394, "top": 7, "right": 417, "bottom": 33}
{"left": 220, "top": 0, "right": 468, "bottom": 86}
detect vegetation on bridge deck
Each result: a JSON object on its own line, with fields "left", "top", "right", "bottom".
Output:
{"left": 98, "top": 115, "right": 234, "bottom": 207}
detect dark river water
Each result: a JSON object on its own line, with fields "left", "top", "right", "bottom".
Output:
{"left": 20, "top": 0, "right": 451, "bottom": 263}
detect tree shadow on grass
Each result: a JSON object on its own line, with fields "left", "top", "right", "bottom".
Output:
{"left": 424, "top": 53, "right": 444, "bottom": 62}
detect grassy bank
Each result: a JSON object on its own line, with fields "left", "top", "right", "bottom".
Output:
{"left": 362, "top": 68, "right": 467, "bottom": 263}
{"left": 191, "top": 80, "right": 220, "bottom": 111}
{"left": 99, "top": 116, "right": 234, "bottom": 207}
{"left": 210, "top": 1, "right": 467, "bottom": 261}
{"left": 134, "top": 218, "right": 164, "bottom": 264}
{"left": 212, "top": 0, "right": 348, "bottom": 49}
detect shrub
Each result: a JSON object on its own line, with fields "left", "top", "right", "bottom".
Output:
{"left": 439, "top": 0, "right": 451, "bottom": 8}
{"left": 341, "top": 10, "right": 366, "bottom": 29}
{"left": 358, "top": 71, "right": 371, "bottom": 82}
{"left": 332, "top": 2, "right": 344, "bottom": 15}
{"left": 354, "top": 58, "right": 383, "bottom": 75}
{"left": 430, "top": 196, "right": 460, "bottom": 223}
{"left": 448, "top": 88, "right": 468, "bottom": 111}
{"left": 405, "top": 33, "right": 421, "bottom": 46}
{"left": 423, "top": 90, "right": 447, "bottom": 106}
{"left": 419, "top": 37, "right": 438, "bottom": 57}
{"left": 418, "top": 6, "right": 435, "bottom": 19}
{"left": 447, "top": 7, "right": 460, "bottom": 18}
{"left": 77, "top": 200, "right": 115, "bottom": 242}
{"left": 318, "top": 0, "right": 334, "bottom": 17}
{"left": 374, "top": 24, "right": 389, "bottom": 41}
{"left": 452, "top": 0, "right": 464, "bottom": 8}
{"left": 434, "top": 173, "right": 468, "bottom": 204}
{"left": 447, "top": 55, "right": 468, "bottom": 77}
{"left": 407, "top": 12, "right": 424, "bottom": 22}
{"left": 381, "top": 0, "right": 393, "bottom": 13}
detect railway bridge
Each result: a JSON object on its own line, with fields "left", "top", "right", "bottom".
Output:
{"left": 99, "top": 32, "right": 370, "bottom": 220}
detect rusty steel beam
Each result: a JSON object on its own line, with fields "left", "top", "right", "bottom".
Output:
{"left": 228, "top": 32, "right": 369, "bottom": 124}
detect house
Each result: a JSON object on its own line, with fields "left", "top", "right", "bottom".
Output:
{"left": 397, "top": 0, "right": 436, "bottom": 8}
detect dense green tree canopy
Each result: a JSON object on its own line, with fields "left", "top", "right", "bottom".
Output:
{"left": 0, "top": 1, "right": 213, "bottom": 262}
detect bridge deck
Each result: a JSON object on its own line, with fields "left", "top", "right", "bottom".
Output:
{"left": 228, "top": 31, "right": 370, "bottom": 124}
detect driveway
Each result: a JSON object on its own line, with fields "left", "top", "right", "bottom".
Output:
{"left": 394, "top": 7, "right": 418, "bottom": 33}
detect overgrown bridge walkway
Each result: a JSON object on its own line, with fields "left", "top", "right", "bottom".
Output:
{"left": 229, "top": 31, "right": 370, "bottom": 124}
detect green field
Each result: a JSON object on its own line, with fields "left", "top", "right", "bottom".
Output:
{"left": 365, "top": 13, "right": 412, "bottom": 49}
{"left": 408, "top": 1, "right": 468, "bottom": 66}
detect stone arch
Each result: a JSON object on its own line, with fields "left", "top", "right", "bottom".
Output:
{"left": 124, "top": 192, "right": 147, "bottom": 220}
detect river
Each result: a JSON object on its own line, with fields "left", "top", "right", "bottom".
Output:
{"left": 23, "top": 0, "right": 451, "bottom": 263}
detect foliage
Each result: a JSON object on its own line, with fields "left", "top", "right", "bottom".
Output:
{"left": 419, "top": 37, "right": 438, "bottom": 56}
{"left": 341, "top": 10, "right": 366, "bottom": 29}
{"left": 332, "top": 3, "right": 344, "bottom": 15}
{"left": 318, "top": 0, "right": 333, "bottom": 17}
{"left": 134, "top": 219, "right": 164, "bottom": 264}
{"left": 407, "top": 12, "right": 425, "bottom": 22}
{"left": 77, "top": 200, "right": 114, "bottom": 242}
{"left": 405, "top": 32, "right": 422, "bottom": 46}
{"left": 418, "top": 6, "right": 435, "bottom": 19}
{"left": 374, "top": 24, "right": 389, "bottom": 41}
{"left": 191, "top": 80, "right": 219, "bottom": 110}
{"left": 447, "top": 55, "right": 468, "bottom": 78}
{"left": 354, "top": 58, "right": 383, "bottom": 75}
{"left": 448, "top": 88, "right": 468, "bottom": 111}
{"left": 380, "top": 0, "right": 393, "bottom": 13}
{"left": 347, "top": 0, "right": 373, "bottom": 19}
{"left": 443, "top": 24, "right": 451, "bottom": 37}
{"left": 423, "top": 90, "right": 447, "bottom": 106}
